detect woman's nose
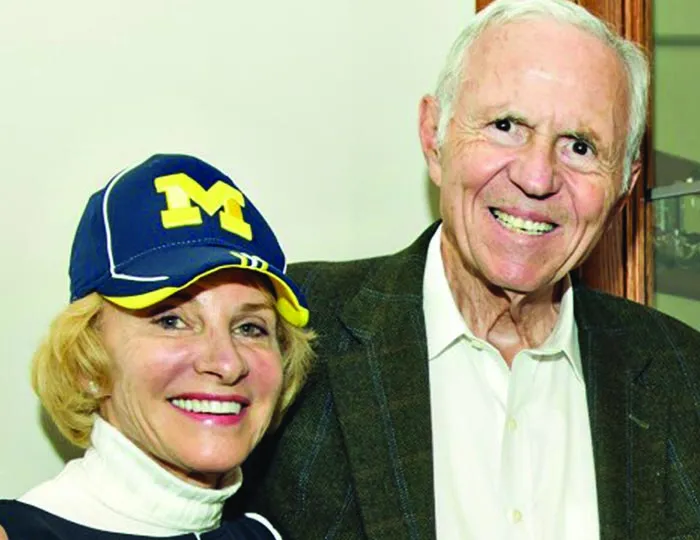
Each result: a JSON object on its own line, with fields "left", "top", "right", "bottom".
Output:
{"left": 194, "top": 330, "right": 250, "bottom": 385}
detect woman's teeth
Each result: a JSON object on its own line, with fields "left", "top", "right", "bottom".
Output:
{"left": 170, "top": 398, "right": 242, "bottom": 415}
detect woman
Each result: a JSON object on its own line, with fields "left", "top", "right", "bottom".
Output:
{"left": 0, "top": 154, "right": 314, "bottom": 539}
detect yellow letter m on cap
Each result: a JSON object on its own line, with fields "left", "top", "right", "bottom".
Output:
{"left": 154, "top": 173, "right": 252, "bottom": 240}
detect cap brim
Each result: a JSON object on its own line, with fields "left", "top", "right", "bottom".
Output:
{"left": 98, "top": 246, "right": 309, "bottom": 327}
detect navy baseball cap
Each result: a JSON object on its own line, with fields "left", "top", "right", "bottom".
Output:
{"left": 69, "top": 154, "right": 309, "bottom": 327}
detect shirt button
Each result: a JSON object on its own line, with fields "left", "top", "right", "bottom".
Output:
{"left": 506, "top": 417, "right": 518, "bottom": 432}
{"left": 470, "top": 340, "right": 484, "bottom": 351}
{"left": 511, "top": 509, "right": 523, "bottom": 524}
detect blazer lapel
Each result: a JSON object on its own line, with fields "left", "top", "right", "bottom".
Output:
{"left": 320, "top": 228, "right": 673, "bottom": 540}
{"left": 575, "top": 290, "right": 668, "bottom": 539}
{"left": 325, "top": 226, "right": 437, "bottom": 540}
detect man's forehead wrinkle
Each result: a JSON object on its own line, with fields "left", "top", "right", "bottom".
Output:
{"left": 465, "top": 28, "right": 624, "bottom": 128}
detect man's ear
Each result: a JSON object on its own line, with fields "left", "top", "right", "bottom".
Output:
{"left": 609, "top": 158, "right": 643, "bottom": 219}
{"left": 627, "top": 158, "right": 643, "bottom": 196}
{"left": 418, "top": 95, "right": 443, "bottom": 187}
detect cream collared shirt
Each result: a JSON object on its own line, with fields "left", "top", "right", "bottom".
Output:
{"left": 424, "top": 226, "right": 599, "bottom": 540}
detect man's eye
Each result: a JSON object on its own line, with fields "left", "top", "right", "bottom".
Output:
{"left": 153, "top": 315, "right": 186, "bottom": 330}
{"left": 572, "top": 140, "right": 592, "bottom": 156}
{"left": 494, "top": 118, "right": 512, "bottom": 132}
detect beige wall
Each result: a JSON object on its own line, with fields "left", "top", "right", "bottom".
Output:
{"left": 0, "top": 0, "right": 475, "bottom": 498}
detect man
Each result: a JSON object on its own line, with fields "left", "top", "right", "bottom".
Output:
{"left": 234, "top": 0, "right": 700, "bottom": 538}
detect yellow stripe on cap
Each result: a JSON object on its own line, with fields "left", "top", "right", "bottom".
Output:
{"left": 103, "top": 263, "right": 309, "bottom": 327}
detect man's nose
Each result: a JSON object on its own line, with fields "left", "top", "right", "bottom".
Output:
{"left": 194, "top": 330, "right": 250, "bottom": 385}
{"left": 508, "top": 139, "right": 561, "bottom": 199}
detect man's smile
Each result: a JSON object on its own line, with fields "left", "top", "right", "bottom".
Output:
{"left": 489, "top": 208, "right": 557, "bottom": 235}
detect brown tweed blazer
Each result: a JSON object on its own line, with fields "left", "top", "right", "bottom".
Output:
{"left": 232, "top": 223, "right": 700, "bottom": 540}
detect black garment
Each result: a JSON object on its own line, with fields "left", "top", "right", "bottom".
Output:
{"left": 0, "top": 500, "right": 277, "bottom": 540}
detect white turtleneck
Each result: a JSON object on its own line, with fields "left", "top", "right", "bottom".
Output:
{"left": 19, "top": 416, "right": 279, "bottom": 538}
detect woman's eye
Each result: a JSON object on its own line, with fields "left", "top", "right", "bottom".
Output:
{"left": 153, "top": 315, "right": 186, "bottom": 330}
{"left": 235, "top": 322, "right": 269, "bottom": 338}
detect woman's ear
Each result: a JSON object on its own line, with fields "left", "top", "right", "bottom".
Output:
{"left": 87, "top": 380, "right": 101, "bottom": 396}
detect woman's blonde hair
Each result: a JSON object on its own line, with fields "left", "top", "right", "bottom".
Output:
{"left": 32, "top": 287, "right": 314, "bottom": 448}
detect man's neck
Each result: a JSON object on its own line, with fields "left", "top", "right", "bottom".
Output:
{"left": 440, "top": 234, "right": 565, "bottom": 367}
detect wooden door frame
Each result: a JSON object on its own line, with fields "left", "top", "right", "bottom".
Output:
{"left": 475, "top": 0, "right": 653, "bottom": 304}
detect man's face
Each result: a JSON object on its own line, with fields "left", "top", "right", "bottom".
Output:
{"left": 423, "top": 19, "right": 638, "bottom": 294}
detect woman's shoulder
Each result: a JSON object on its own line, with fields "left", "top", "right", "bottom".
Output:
{"left": 0, "top": 500, "right": 44, "bottom": 525}
{"left": 0, "top": 501, "right": 185, "bottom": 540}
{"left": 0, "top": 500, "right": 66, "bottom": 539}
{"left": 0, "top": 501, "right": 283, "bottom": 540}
{"left": 0, "top": 500, "right": 109, "bottom": 539}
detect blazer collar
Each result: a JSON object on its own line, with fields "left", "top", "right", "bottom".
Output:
{"left": 325, "top": 223, "right": 667, "bottom": 539}
{"left": 574, "top": 289, "right": 668, "bottom": 538}
{"left": 327, "top": 223, "right": 438, "bottom": 540}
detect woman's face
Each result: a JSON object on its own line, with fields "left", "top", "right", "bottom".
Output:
{"left": 99, "top": 269, "right": 283, "bottom": 488}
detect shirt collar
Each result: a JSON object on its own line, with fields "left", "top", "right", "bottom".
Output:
{"left": 423, "top": 224, "right": 471, "bottom": 360}
{"left": 533, "top": 278, "right": 583, "bottom": 381}
{"left": 422, "top": 224, "right": 583, "bottom": 381}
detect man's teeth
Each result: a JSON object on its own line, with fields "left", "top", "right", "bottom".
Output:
{"left": 170, "top": 399, "right": 242, "bottom": 415}
{"left": 492, "top": 209, "right": 555, "bottom": 235}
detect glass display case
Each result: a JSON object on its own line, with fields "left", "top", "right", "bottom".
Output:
{"left": 652, "top": 175, "right": 700, "bottom": 302}
{"left": 651, "top": 150, "right": 700, "bottom": 331}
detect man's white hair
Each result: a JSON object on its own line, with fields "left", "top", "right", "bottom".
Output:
{"left": 434, "top": 0, "right": 649, "bottom": 191}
